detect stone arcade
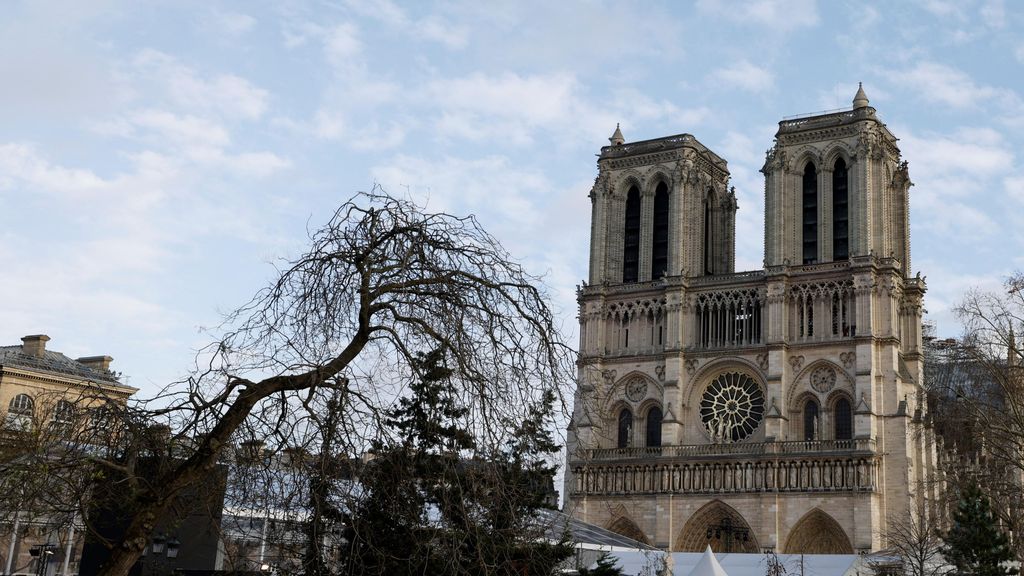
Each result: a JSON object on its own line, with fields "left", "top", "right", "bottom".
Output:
{"left": 565, "top": 86, "right": 940, "bottom": 553}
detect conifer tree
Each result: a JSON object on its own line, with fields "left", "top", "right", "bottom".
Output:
{"left": 942, "top": 483, "right": 1019, "bottom": 576}
{"left": 340, "top": 348, "right": 571, "bottom": 575}
{"left": 578, "top": 552, "right": 626, "bottom": 576}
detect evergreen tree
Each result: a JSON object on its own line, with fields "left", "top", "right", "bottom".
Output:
{"left": 340, "top": 348, "right": 571, "bottom": 575}
{"left": 578, "top": 552, "right": 626, "bottom": 576}
{"left": 942, "top": 483, "right": 1019, "bottom": 576}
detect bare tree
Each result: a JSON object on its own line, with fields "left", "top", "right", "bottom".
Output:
{"left": 923, "top": 272, "right": 1024, "bottom": 559}
{"left": 883, "top": 511, "right": 949, "bottom": 576}
{"left": 0, "top": 189, "right": 575, "bottom": 576}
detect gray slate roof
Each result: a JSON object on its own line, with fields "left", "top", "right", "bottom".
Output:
{"left": 0, "top": 346, "right": 121, "bottom": 384}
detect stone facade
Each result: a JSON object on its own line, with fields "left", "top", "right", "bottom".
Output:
{"left": 565, "top": 86, "right": 941, "bottom": 553}
{"left": 0, "top": 334, "right": 136, "bottom": 575}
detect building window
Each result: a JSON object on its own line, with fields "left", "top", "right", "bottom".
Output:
{"left": 6, "top": 393, "right": 34, "bottom": 430}
{"left": 617, "top": 408, "right": 633, "bottom": 449}
{"left": 704, "top": 191, "right": 714, "bottom": 275}
{"left": 803, "top": 398, "right": 819, "bottom": 441}
{"left": 646, "top": 406, "right": 663, "bottom": 448}
{"left": 699, "top": 372, "right": 765, "bottom": 443}
{"left": 834, "top": 397, "right": 853, "bottom": 440}
{"left": 832, "top": 158, "right": 849, "bottom": 260}
{"left": 623, "top": 186, "right": 641, "bottom": 283}
{"left": 802, "top": 162, "right": 818, "bottom": 265}
{"left": 652, "top": 183, "right": 669, "bottom": 279}
{"left": 54, "top": 399, "right": 75, "bottom": 423}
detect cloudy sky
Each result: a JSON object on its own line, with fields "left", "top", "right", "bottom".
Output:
{"left": 2, "top": 0, "right": 1022, "bottom": 393}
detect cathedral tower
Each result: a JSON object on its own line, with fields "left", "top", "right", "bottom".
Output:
{"left": 566, "top": 86, "right": 938, "bottom": 553}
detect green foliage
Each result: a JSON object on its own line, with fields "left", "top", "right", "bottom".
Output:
{"left": 942, "top": 483, "right": 1019, "bottom": 576}
{"left": 578, "top": 552, "right": 626, "bottom": 576}
{"left": 339, "top": 348, "right": 572, "bottom": 575}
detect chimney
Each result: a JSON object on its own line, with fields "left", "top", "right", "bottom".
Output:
{"left": 21, "top": 334, "right": 50, "bottom": 357}
{"left": 77, "top": 355, "right": 113, "bottom": 372}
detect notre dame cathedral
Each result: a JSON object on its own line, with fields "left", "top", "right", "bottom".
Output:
{"left": 565, "top": 85, "right": 940, "bottom": 553}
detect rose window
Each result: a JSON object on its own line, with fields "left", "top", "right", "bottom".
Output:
{"left": 810, "top": 366, "right": 837, "bottom": 393}
{"left": 700, "top": 372, "right": 765, "bottom": 442}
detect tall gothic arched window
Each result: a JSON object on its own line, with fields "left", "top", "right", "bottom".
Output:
{"left": 832, "top": 158, "right": 849, "bottom": 260}
{"left": 802, "top": 162, "right": 818, "bottom": 265}
{"left": 652, "top": 182, "right": 669, "bottom": 279}
{"left": 623, "top": 186, "right": 641, "bottom": 283}
{"left": 617, "top": 408, "right": 633, "bottom": 449}
{"left": 834, "top": 397, "right": 853, "bottom": 440}
{"left": 645, "top": 406, "right": 663, "bottom": 447}
{"left": 704, "top": 190, "right": 715, "bottom": 275}
{"left": 803, "top": 398, "right": 819, "bottom": 441}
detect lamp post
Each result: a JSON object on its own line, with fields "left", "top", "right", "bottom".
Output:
{"left": 29, "top": 543, "right": 57, "bottom": 576}
{"left": 141, "top": 533, "right": 180, "bottom": 575}
{"left": 705, "top": 517, "right": 750, "bottom": 553}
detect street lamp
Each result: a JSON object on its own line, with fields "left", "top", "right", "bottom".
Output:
{"left": 150, "top": 536, "right": 166, "bottom": 555}
{"left": 29, "top": 544, "right": 57, "bottom": 576}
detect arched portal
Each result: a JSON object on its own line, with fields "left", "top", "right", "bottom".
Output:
{"left": 607, "top": 515, "right": 651, "bottom": 545}
{"left": 783, "top": 508, "right": 853, "bottom": 554}
{"left": 675, "top": 500, "right": 760, "bottom": 553}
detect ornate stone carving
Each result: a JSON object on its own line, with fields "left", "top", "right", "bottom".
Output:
{"left": 700, "top": 372, "right": 765, "bottom": 443}
{"left": 685, "top": 358, "right": 699, "bottom": 374}
{"left": 601, "top": 369, "right": 617, "bottom": 387}
{"left": 810, "top": 366, "right": 837, "bottom": 393}
{"left": 625, "top": 376, "right": 648, "bottom": 402}
{"left": 756, "top": 353, "right": 769, "bottom": 371}
{"left": 789, "top": 355, "right": 805, "bottom": 371}
{"left": 655, "top": 364, "right": 665, "bottom": 381}
{"left": 840, "top": 352, "right": 856, "bottom": 369}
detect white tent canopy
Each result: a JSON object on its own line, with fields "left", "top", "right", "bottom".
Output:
{"left": 593, "top": 550, "right": 871, "bottom": 576}
{"left": 687, "top": 546, "right": 729, "bottom": 576}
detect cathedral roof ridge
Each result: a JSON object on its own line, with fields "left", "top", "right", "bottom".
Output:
{"left": 776, "top": 105, "right": 877, "bottom": 135}
{"left": 599, "top": 132, "right": 726, "bottom": 168}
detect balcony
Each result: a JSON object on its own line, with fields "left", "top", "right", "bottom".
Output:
{"left": 578, "top": 438, "right": 876, "bottom": 462}
{"left": 569, "top": 440, "right": 879, "bottom": 497}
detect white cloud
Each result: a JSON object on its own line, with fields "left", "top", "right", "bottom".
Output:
{"left": 0, "top": 143, "right": 107, "bottom": 196}
{"left": 413, "top": 15, "right": 469, "bottom": 49}
{"left": 696, "top": 0, "right": 819, "bottom": 31}
{"left": 889, "top": 61, "right": 1000, "bottom": 109}
{"left": 132, "top": 50, "right": 269, "bottom": 120}
{"left": 710, "top": 60, "right": 774, "bottom": 93}
{"left": 917, "top": 0, "right": 967, "bottom": 19}
{"left": 323, "top": 22, "right": 363, "bottom": 69}
{"left": 980, "top": 0, "right": 1006, "bottom": 28}
{"left": 341, "top": 0, "right": 468, "bottom": 49}
{"left": 425, "top": 72, "right": 583, "bottom": 144}
{"left": 611, "top": 89, "right": 711, "bottom": 128}
{"left": 208, "top": 9, "right": 257, "bottom": 37}
{"left": 130, "top": 109, "right": 231, "bottom": 151}
{"left": 900, "top": 127, "right": 1013, "bottom": 178}
{"left": 1005, "top": 175, "right": 1024, "bottom": 203}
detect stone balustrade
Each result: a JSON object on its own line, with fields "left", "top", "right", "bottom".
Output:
{"left": 581, "top": 438, "right": 875, "bottom": 461}
{"left": 570, "top": 455, "right": 878, "bottom": 497}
